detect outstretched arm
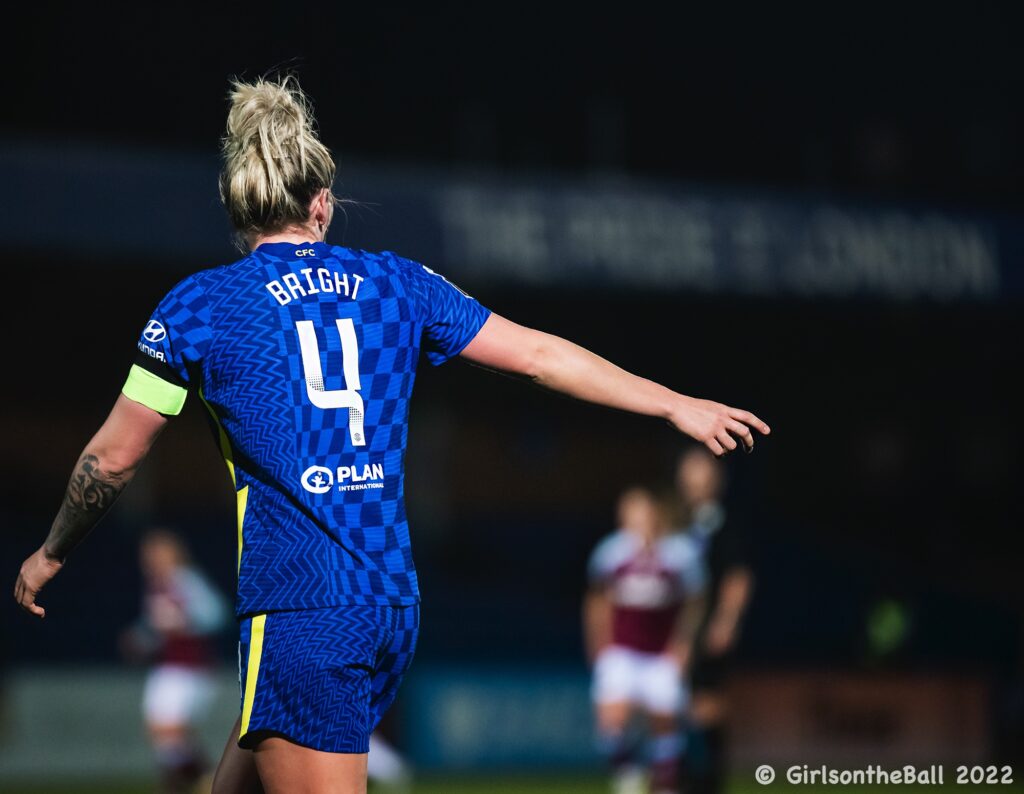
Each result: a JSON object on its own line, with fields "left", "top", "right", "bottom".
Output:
{"left": 14, "top": 395, "right": 168, "bottom": 618}
{"left": 459, "top": 314, "right": 770, "bottom": 455}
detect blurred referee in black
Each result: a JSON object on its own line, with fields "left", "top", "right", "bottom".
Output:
{"left": 675, "top": 447, "right": 755, "bottom": 794}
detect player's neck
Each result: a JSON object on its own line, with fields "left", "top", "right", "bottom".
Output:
{"left": 251, "top": 227, "right": 325, "bottom": 250}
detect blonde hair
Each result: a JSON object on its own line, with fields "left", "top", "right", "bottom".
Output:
{"left": 219, "top": 75, "right": 336, "bottom": 246}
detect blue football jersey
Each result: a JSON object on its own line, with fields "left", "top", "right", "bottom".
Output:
{"left": 123, "top": 241, "right": 491, "bottom": 615}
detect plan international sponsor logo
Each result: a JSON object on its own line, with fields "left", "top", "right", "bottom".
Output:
{"left": 301, "top": 463, "right": 385, "bottom": 494}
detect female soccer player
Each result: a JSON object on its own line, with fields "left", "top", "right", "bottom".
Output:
{"left": 585, "top": 487, "right": 705, "bottom": 794}
{"left": 14, "top": 76, "right": 769, "bottom": 794}
{"left": 121, "top": 529, "right": 228, "bottom": 793}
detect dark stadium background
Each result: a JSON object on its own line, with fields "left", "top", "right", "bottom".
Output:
{"left": 2, "top": 4, "right": 1022, "bottom": 791}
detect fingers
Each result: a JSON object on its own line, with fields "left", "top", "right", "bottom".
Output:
{"left": 728, "top": 408, "right": 770, "bottom": 436}
{"left": 24, "top": 601, "right": 45, "bottom": 618}
{"left": 14, "top": 574, "right": 46, "bottom": 618}
{"left": 711, "top": 419, "right": 755, "bottom": 458}
{"left": 14, "top": 575, "right": 27, "bottom": 607}
{"left": 705, "top": 437, "right": 725, "bottom": 457}
{"left": 716, "top": 430, "right": 739, "bottom": 453}
{"left": 687, "top": 401, "right": 770, "bottom": 457}
{"left": 726, "top": 419, "right": 756, "bottom": 452}
{"left": 706, "top": 425, "right": 738, "bottom": 458}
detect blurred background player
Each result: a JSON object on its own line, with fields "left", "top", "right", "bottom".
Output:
{"left": 121, "top": 529, "right": 229, "bottom": 793}
{"left": 367, "top": 733, "right": 412, "bottom": 792}
{"left": 584, "top": 487, "right": 706, "bottom": 794}
{"left": 675, "top": 448, "right": 755, "bottom": 794}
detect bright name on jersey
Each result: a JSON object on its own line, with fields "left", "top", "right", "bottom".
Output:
{"left": 265, "top": 265, "right": 364, "bottom": 306}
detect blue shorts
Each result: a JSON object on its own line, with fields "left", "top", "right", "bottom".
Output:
{"left": 236, "top": 603, "right": 419, "bottom": 753}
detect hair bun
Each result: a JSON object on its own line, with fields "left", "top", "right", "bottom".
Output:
{"left": 225, "top": 77, "right": 308, "bottom": 158}
{"left": 219, "top": 75, "right": 336, "bottom": 247}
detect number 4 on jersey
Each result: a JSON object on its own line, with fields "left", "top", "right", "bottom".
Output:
{"left": 295, "top": 319, "right": 366, "bottom": 447}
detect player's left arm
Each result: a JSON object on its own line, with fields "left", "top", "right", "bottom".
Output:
{"left": 14, "top": 395, "right": 168, "bottom": 618}
{"left": 583, "top": 586, "right": 614, "bottom": 665}
{"left": 459, "top": 314, "right": 770, "bottom": 457}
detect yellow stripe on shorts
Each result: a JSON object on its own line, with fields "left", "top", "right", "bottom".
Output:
{"left": 239, "top": 613, "right": 267, "bottom": 738}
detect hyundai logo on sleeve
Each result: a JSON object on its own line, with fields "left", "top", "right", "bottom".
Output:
{"left": 143, "top": 320, "right": 167, "bottom": 343}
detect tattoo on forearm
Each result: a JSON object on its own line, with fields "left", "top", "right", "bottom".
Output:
{"left": 45, "top": 454, "right": 131, "bottom": 561}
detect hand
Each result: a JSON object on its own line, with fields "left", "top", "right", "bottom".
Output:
{"left": 663, "top": 643, "right": 691, "bottom": 675}
{"left": 14, "top": 547, "right": 64, "bottom": 618}
{"left": 670, "top": 396, "right": 770, "bottom": 457}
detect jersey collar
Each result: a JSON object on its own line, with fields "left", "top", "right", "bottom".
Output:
{"left": 254, "top": 241, "right": 330, "bottom": 258}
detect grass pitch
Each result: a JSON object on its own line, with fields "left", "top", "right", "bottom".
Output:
{"left": 9, "top": 775, "right": 1024, "bottom": 794}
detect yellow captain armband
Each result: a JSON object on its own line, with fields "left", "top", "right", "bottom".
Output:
{"left": 121, "top": 364, "right": 188, "bottom": 416}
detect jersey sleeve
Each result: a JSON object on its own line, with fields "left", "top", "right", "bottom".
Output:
{"left": 392, "top": 254, "right": 491, "bottom": 366}
{"left": 122, "top": 276, "right": 212, "bottom": 416}
{"left": 587, "top": 533, "right": 622, "bottom": 587}
{"left": 176, "top": 568, "right": 229, "bottom": 635}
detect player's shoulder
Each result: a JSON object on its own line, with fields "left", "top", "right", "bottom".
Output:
{"left": 658, "top": 531, "right": 702, "bottom": 565}
{"left": 148, "top": 269, "right": 216, "bottom": 325}
{"left": 320, "top": 245, "right": 416, "bottom": 273}
{"left": 592, "top": 528, "right": 634, "bottom": 553}
{"left": 191, "top": 249, "right": 267, "bottom": 284}
{"left": 173, "top": 565, "right": 209, "bottom": 589}
{"left": 691, "top": 502, "right": 727, "bottom": 537}
{"left": 173, "top": 246, "right": 315, "bottom": 295}
{"left": 590, "top": 529, "right": 638, "bottom": 567}
{"left": 169, "top": 566, "right": 196, "bottom": 596}
{"left": 315, "top": 245, "right": 437, "bottom": 293}
{"left": 160, "top": 254, "right": 251, "bottom": 298}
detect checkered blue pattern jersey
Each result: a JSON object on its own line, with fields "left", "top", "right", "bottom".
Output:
{"left": 127, "top": 242, "right": 491, "bottom": 615}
